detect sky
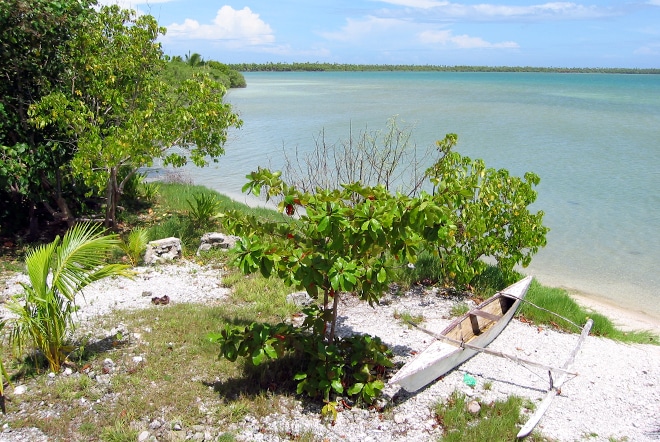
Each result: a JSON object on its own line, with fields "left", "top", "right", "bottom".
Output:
{"left": 98, "top": 0, "right": 660, "bottom": 68}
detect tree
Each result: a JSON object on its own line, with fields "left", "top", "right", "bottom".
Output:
{"left": 215, "top": 132, "right": 547, "bottom": 403}
{"left": 184, "top": 51, "right": 205, "bottom": 67}
{"left": 215, "top": 169, "right": 450, "bottom": 402}
{"left": 224, "top": 169, "right": 450, "bottom": 343}
{"left": 7, "top": 222, "right": 133, "bottom": 372}
{"left": 426, "top": 134, "right": 549, "bottom": 284}
{"left": 30, "top": 6, "right": 242, "bottom": 228}
{"left": 0, "top": 0, "right": 96, "bottom": 234}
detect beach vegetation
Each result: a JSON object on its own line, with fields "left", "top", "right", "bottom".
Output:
{"left": 28, "top": 5, "right": 242, "bottom": 229}
{"left": 285, "top": 125, "right": 548, "bottom": 288}
{"left": 5, "top": 222, "right": 132, "bottom": 372}
{"left": 394, "top": 310, "right": 425, "bottom": 327}
{"left": 0, "top": 2, "right": 243, "bottom": 236}
{"left": 283, "top": 117, "right": 433, "bottom": 197}
{"left": 521, "top": 281, "right": 659, "bottom": 345}
{"left": 213, "top": 168, "right": 446, "bottom": 402}
{"left": 450, "top": 302, "right": 470, "bottom": 317}
{"left": 0, "top": 0, "right": 97, "bottom": 235}
{"left": 186, "top": 192, "right": 222, "bottom": 230}
{"left": 425, "top": 134, "right": 548, "bottom": 286}
{"left": 229, "top": 61, "right": 660, "bottom": 75}
{"left": 434, "top": 391, "right": 542, "bottom": 441}
{"left": 0, "top": 181, "right": 656, "bottom": 439}
{"left": 119, "top": 227, "right": 150, "bottom": 267}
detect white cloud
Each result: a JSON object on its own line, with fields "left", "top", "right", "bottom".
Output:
{"left": 376, "top": 1, "right": 615, "bottom": 20}
{"left": 320, "top": 16, "right": 408, "bottom": 42}
{"left": 164, "top": 6, "right": 274, "bottom": 46}
{"left": 378, "top": 0, "right": 449, "bottom": 8}
{"left": 634, "top": 42, "right": 660, "bottom": 55}
{"left": 419, "top": 29, "right": 519, "bottom": 48}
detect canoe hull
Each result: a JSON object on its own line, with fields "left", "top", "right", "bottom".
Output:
{"left": 389, "top": 275, "right": 532, "bottom": 392}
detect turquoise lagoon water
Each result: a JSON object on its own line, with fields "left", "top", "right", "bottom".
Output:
{"left": 172, "top": 72, "right": 660, "bottom": 318}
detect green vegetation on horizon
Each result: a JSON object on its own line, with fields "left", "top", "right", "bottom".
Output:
{"left": 227, "top": 61, "right": 660, "bottom": 74}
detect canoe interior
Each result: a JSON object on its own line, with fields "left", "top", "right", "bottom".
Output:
{"left": 442, "top": 294, "right": 517, "bottom": 345}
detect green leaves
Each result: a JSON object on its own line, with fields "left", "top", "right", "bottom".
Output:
{"left": 26, "top": 5, "right": 242, "bottom": 227}
{"left": 7, "top": 222, "right": 133, "bottom": 372}
{"left": 425, "top": 134, "right": 548, "bottom": 285}
{"left": 209, "top": 307, "right": 392, "bottom": 405}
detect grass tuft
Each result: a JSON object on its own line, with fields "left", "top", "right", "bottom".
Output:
{"left": 435, "top": 391, "right": 542, "bottom": 441}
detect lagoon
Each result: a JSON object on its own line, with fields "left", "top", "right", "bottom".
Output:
{"left": 173, "top": 71, "right": 660, "bottom": 319}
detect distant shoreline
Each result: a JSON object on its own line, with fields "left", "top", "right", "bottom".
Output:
{"left": 226, "top": 62, "right": 660, "bottom": 74}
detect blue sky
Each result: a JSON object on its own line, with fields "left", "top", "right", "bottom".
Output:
{"left": 99, "top": 1, "right": 660, "bottom": 67}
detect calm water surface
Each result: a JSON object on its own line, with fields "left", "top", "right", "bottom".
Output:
{"left": 173, "top": 72, "right": 660, "bottom": 318}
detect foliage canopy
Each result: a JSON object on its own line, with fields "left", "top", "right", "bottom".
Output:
{"left": 29, "top": 5, "right": 242, "bottom": 228}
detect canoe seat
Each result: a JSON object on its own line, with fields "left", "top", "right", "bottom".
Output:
{"left": 470, "top": 309, "right": 501, "bottom": 322}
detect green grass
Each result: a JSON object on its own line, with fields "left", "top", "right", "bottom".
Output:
{"left": 3, "top": 270, "right": 299, "bottom": 440}
{"left": 450, "top": 302, "right": 470, "bottom": 317}
{"left": 393, "top": 310, "right": 424, "bottom": 328}
{"left": 435, "top": 391, "right": 545, "bottom": 441}
{"left": 521, "top": 280, "right": 659, "bottom": 345}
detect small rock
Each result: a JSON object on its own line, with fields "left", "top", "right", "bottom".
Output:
{"left": 286, "top": 291, "right": 314, "bottom": 307}
{"left": 467, "top": 400, "right": 481, "bottom": 414}
{"left": 48, "top": 372, "right": 56, "bottom": 379}
{"left": 133, "top": 356, "right": 144, "bottom": 364}
{"left": 172, "top": 423, "right": 182, "bottom": 431}
{"left": 393, "top": 413, "right": 407, "bottom": 424}
{"left": 148, "top": 419, "right": 161, "bottom": 430}
{"left": 13, "top": 385, "right": 27, "bottom": 395}
{"left": 63, "top": 367, "right": 73, "bottom": 376}
{"left": 142, "top": 290, "right": 153, "bottom": 297}
{"left": 138, "top": 430, "right": 150, "bottom": 442}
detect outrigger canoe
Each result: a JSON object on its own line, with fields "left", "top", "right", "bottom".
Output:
{"left": 389, "top": 275, "right": 533, "bottom": 392}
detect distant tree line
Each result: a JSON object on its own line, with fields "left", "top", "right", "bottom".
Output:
{"left": 227, "top": 62, "right": 660, "bottom": 74}
{"left": 166, "top": 53, "right": 246, "bottom": 89}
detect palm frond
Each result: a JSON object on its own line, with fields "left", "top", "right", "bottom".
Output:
{"left": 24, "top": 240, "right": 59, "bottom": 302}
{"left": 8, "top": 222, "right": 135, "bottom": 372}
{"left": 51, "top": 222, "right": 131, "bottom": 300}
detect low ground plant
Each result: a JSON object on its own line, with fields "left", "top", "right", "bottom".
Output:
{"left": 435, "top": 391, "right": 541, "bottom": 441}
{"left": 119, "top": 227, "right": 149, "bottom": 266}
{"left": 450, "top": 302, "right": 470, "bottom": 317}
{"left": 210, "top": 305, "right": 392, "bottom": 404}
{"left": 187, "top": 192, "right": 221, "bottom": 229}
{"left": 521, "top": 281, "right": 659, "bottom": 344}
{"left": 6, "top": 222, "right": 133, "bottom": 372}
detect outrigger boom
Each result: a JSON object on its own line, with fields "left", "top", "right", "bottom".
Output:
{"left": 406, "top": 320, "right": 579, "bottom": 378}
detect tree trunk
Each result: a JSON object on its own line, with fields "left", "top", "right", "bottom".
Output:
{"left": 28, "top": 203, "right": 39, "bottom": 241}
{"left": 328, "top": 290, "right": 340, "bottom": 342}
{"left": 105, "top": 167, "right": 119, "bottom": 229}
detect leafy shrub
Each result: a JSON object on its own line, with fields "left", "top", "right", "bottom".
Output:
{"left": 427, "top": 134, "right": 548, "bottom": 285}
{"left": 209, "top": 305, "right": 392, "bottom": 404}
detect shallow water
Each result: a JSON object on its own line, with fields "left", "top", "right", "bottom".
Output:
{"left": 168, "top": 72, "right": 660, "bottom": 319}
